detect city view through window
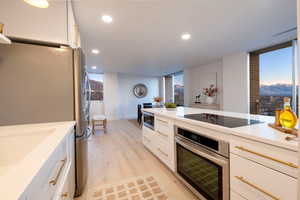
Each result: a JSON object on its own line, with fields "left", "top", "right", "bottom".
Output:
{"left": 259, "top": 45, "right": 298, "bottom": 116}
{"left": 88, "top": 73, "right": 104, "bottom": 101}
{"left": 173, "top": 72, "right": 184, "bottom": 106}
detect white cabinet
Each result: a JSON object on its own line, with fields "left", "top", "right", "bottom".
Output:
{"left": 0, "top": 1, "right": 80, "bottom": 45}
{"left": 230, "top": 135, "right": 298, "bottom": 200}
{"left": 21, "top": 129, "right": 75, "bottom": 200}
{"left": 142, "top": 115, "right": 175, "bottom": 172}
{"left": 53, "top": 132, "right": 75, "bottom": 200}
{"left": 231, "top": 190, "right": 247, "bottom": 200}
{"left": 230, "top": 135, "right": 298, "bottom": 178}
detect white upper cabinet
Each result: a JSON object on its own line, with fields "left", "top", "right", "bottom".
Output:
{"left": 0, "top": 0, "right": 80, "bottom": 45}
{"left": 67, "top": 1, "right": 81, "bottom": 48}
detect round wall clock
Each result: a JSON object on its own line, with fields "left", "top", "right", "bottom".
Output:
{"left": 133, "top": 84, "right": 148, "bottom": 98}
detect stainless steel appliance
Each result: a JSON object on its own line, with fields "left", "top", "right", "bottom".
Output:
{"left": 175, "top": 126, "right": 229, "bottom": 200}
{"left": 184, "top": 113, "right": 262, "bottom": 128}
{"left": 0, "top": 40, "right": 91, "bottom": 197}
{"left": 143, "top": 112, "right": 154, "bottom": 130}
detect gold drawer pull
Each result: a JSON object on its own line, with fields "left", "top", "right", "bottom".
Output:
{"left": 235, "top": 146, "right": 298, "bottom": 169}
{"left": 157, "top": 148, "right": 168, "bottom": 157}
{"left": 235, "top": 176, "right": 280, "bottom": 200}
{"left": 61, "top": 192, "right": 68, "bottom": 198}
{"left": 157, "top": 119, "right": 168, "bottom": 124}
{"left": 49, "top": 158, "right": 67, "bottom": 186}
{"left": 157, "top": 131, "right": 168, "bottom": 138}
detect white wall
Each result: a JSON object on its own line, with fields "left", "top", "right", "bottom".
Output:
{"left": 103, "top": 73, "right": 120, "bottom": 120}
{"left": 222, "top": 52, "right": 249, "bottom": 113}
{"left": 101, "top": 72, "right": 160, "bottom": 120}
{"left": 118, "top": 74, "right": 160, "bottom": 119}
{"left": 184, "top": 60, "right": 223, "bottom": 108}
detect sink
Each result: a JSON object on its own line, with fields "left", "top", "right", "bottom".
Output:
{"left": 0, "top": 128, "right": 55, "bottom": 175}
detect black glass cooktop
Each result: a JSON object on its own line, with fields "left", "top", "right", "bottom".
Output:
{"left": 184, "top": 113, "right": 262, "bottom": 128}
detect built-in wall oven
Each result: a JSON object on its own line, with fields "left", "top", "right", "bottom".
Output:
{"left": 175, "top": 126, "right": 229, "bottom": 200}
{"left": 143, "top": 112, "right": 154, "bottom": 130}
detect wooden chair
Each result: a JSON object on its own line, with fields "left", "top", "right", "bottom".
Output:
{"left": 92, "top": 115, "right": 107, "bottom": 134}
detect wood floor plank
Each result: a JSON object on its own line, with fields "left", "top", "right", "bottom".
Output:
{"left": 75, "top": 120, "right": 198, "bottom": 200}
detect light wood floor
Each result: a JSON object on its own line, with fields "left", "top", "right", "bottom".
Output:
{"left": 75, "top": 120, "right": 198, "bottom": 200}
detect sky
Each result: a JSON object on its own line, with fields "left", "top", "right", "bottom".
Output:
{"left": 88, "top": 73, "right": 103, "bottom": 82}
{"left": 173, "top": 72, "right": 184, "bottom": 86}
{"left": 259, "top": 46, "right": 294, "bottom": 85}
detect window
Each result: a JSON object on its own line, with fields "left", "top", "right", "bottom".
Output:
{"left": 250, "top": 41, "right": 298, "bottom": 116}
{"left": 173, "top": 72, "right": 184, "bottom": 106}
{"left": 164, "top": 71, "right": 184, "bottom": 106}
{"left": 88, "top": 73, "right": 104, "bottom": 101}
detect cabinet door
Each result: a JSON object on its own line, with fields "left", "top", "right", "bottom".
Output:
{"left": 0, "top": 1, "right": 68, "bottom": 43}
{"left": 231, "top": 190, "right": 247, "bottom": 200}
{"left": 231, "top": 153, "right": 297, "bottom": 200}
{"left": 67, "top": 132, "right": 75, "bottom": 198}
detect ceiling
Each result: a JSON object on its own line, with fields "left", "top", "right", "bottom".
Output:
{"left": 72, "top": 0, "right": 297, "bottom": 76}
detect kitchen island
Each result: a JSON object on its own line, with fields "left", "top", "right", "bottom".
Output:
{"left": 142, "top": 107, "right": 298, "bottom": 200}
{"left": 0, "top": 121, "right": 75, "bottom": 200}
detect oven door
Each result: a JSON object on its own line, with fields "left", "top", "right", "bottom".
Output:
{"left": 175, "top": 136, "right": 229, "bottom": 200}
{"left": 143, "top": 112, "right": 154, "bottom": 130}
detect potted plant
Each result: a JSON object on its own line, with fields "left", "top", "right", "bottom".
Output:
{"left": 203, "top": 84, "right": 217, "bottom": 104}
{"left": 153, "top": 97, "right": 162, "bottom": 107}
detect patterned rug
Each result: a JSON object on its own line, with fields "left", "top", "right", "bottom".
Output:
{"left": 90, "top": 175, "right": 169, "bottom": 200}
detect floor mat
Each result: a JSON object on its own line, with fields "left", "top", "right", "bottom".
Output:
{"left": 89, "top": 175, "right": 169, "bottom": 200}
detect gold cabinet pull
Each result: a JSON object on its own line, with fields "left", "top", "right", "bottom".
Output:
{"left": 235, "top": 146, "right": 298, "bottom": 169}
{"left": 49, "top": 158, "right": 67, "bottom": 185}
{"left": 235, "top": 176, "right": 280, "bottom": 200}
{"left": 61, "top": 192, "right": 68, "bottom": 198}
{"left": 157, "top": 119, "right": 168, "bottom": 124}
{"left": 157, "top": 131, "right": 168, "bottom": 138}
{"left": 157, "top": 148, "right": 168, "bottom": 157}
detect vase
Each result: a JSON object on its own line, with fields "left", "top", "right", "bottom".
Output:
{"left": 206, "top": 96, "right": 215, "bottom": 104}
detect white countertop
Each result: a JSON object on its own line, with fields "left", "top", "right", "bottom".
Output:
{"left": 0, "top": 121, "right": 75, "bottom": 200}
{"left": 143, "top": 107, "right": 298, "bottom": 151}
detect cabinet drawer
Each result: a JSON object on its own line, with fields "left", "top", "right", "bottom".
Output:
{"left": 25, "top": 137, "right": 68, "bottom": 200}
{"left": 155, "top": 135, "right": 172, "bottom": 167}
{"left": 230, "top": 135, "right": 298, "bottom": 178}
{"left": 143, "top": 126, "right": 155, "bottom": 141}
{"left": 155, "top": 117, "right": 172, "bottom": 136}
{"left": 231, "top": 190, "right": 247, "bottom": 200}
{"left": 231, "top": 153, "right": 297, "bottom": 200}
{"left": 143, "top": 135, "right": 153, "bottom": 151}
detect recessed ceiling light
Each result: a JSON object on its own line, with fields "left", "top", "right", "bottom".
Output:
{"left": 181, "top": 33, "right": 191, "bottom": 40}
{"left": 102, "top": 15, "right": 113, "bottom": 23}
{"left": 91, "top": 49, "right": 100, "bottom": 54}
{"left": 91, "top": 66, "right": 97, "bottom": 69}
{"left": 23, "top": 0, "right": 49, "bottom": 8}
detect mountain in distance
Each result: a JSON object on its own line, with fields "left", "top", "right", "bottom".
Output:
{"left": 260, "top": 83, "right": 296, "bottom": 96}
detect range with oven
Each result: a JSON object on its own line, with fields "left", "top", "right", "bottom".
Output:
{"left": 175, "top": 126, "right": 229, "bottom": 200}
{"left": 142, "top": 108, "right": 298, "bottom": 200}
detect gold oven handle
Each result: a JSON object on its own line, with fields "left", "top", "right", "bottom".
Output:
{"left": 235, "top": 176, "right": 280, "bottom": 200}
{"left": 49, "top": 158, "right": 67, "bottom": 186}
{"left": 235, "top": 146, "right": 298, "bottom": 169}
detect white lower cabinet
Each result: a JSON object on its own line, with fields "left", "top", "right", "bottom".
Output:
{"left": 21, "top": 129, "right": 75, "bottom": 200}
{"left": 231, "top": 190, "right": 247, "bottom": 200}
{"left": 230, "top": 153, "right": 297, "bottom": 200}
{"left": 142, "top": 116, "right": 175, "bottom": 172}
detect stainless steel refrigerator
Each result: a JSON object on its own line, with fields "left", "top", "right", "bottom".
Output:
{"left": 0, "top": 40, "right": 91, "bottom": 197}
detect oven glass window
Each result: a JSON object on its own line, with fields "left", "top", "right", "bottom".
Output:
{"left": 143, "top": 114, "right": 154, "bottom": 128}
{"left": 177, "top": 144, "right": 222, "bottom": 200}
